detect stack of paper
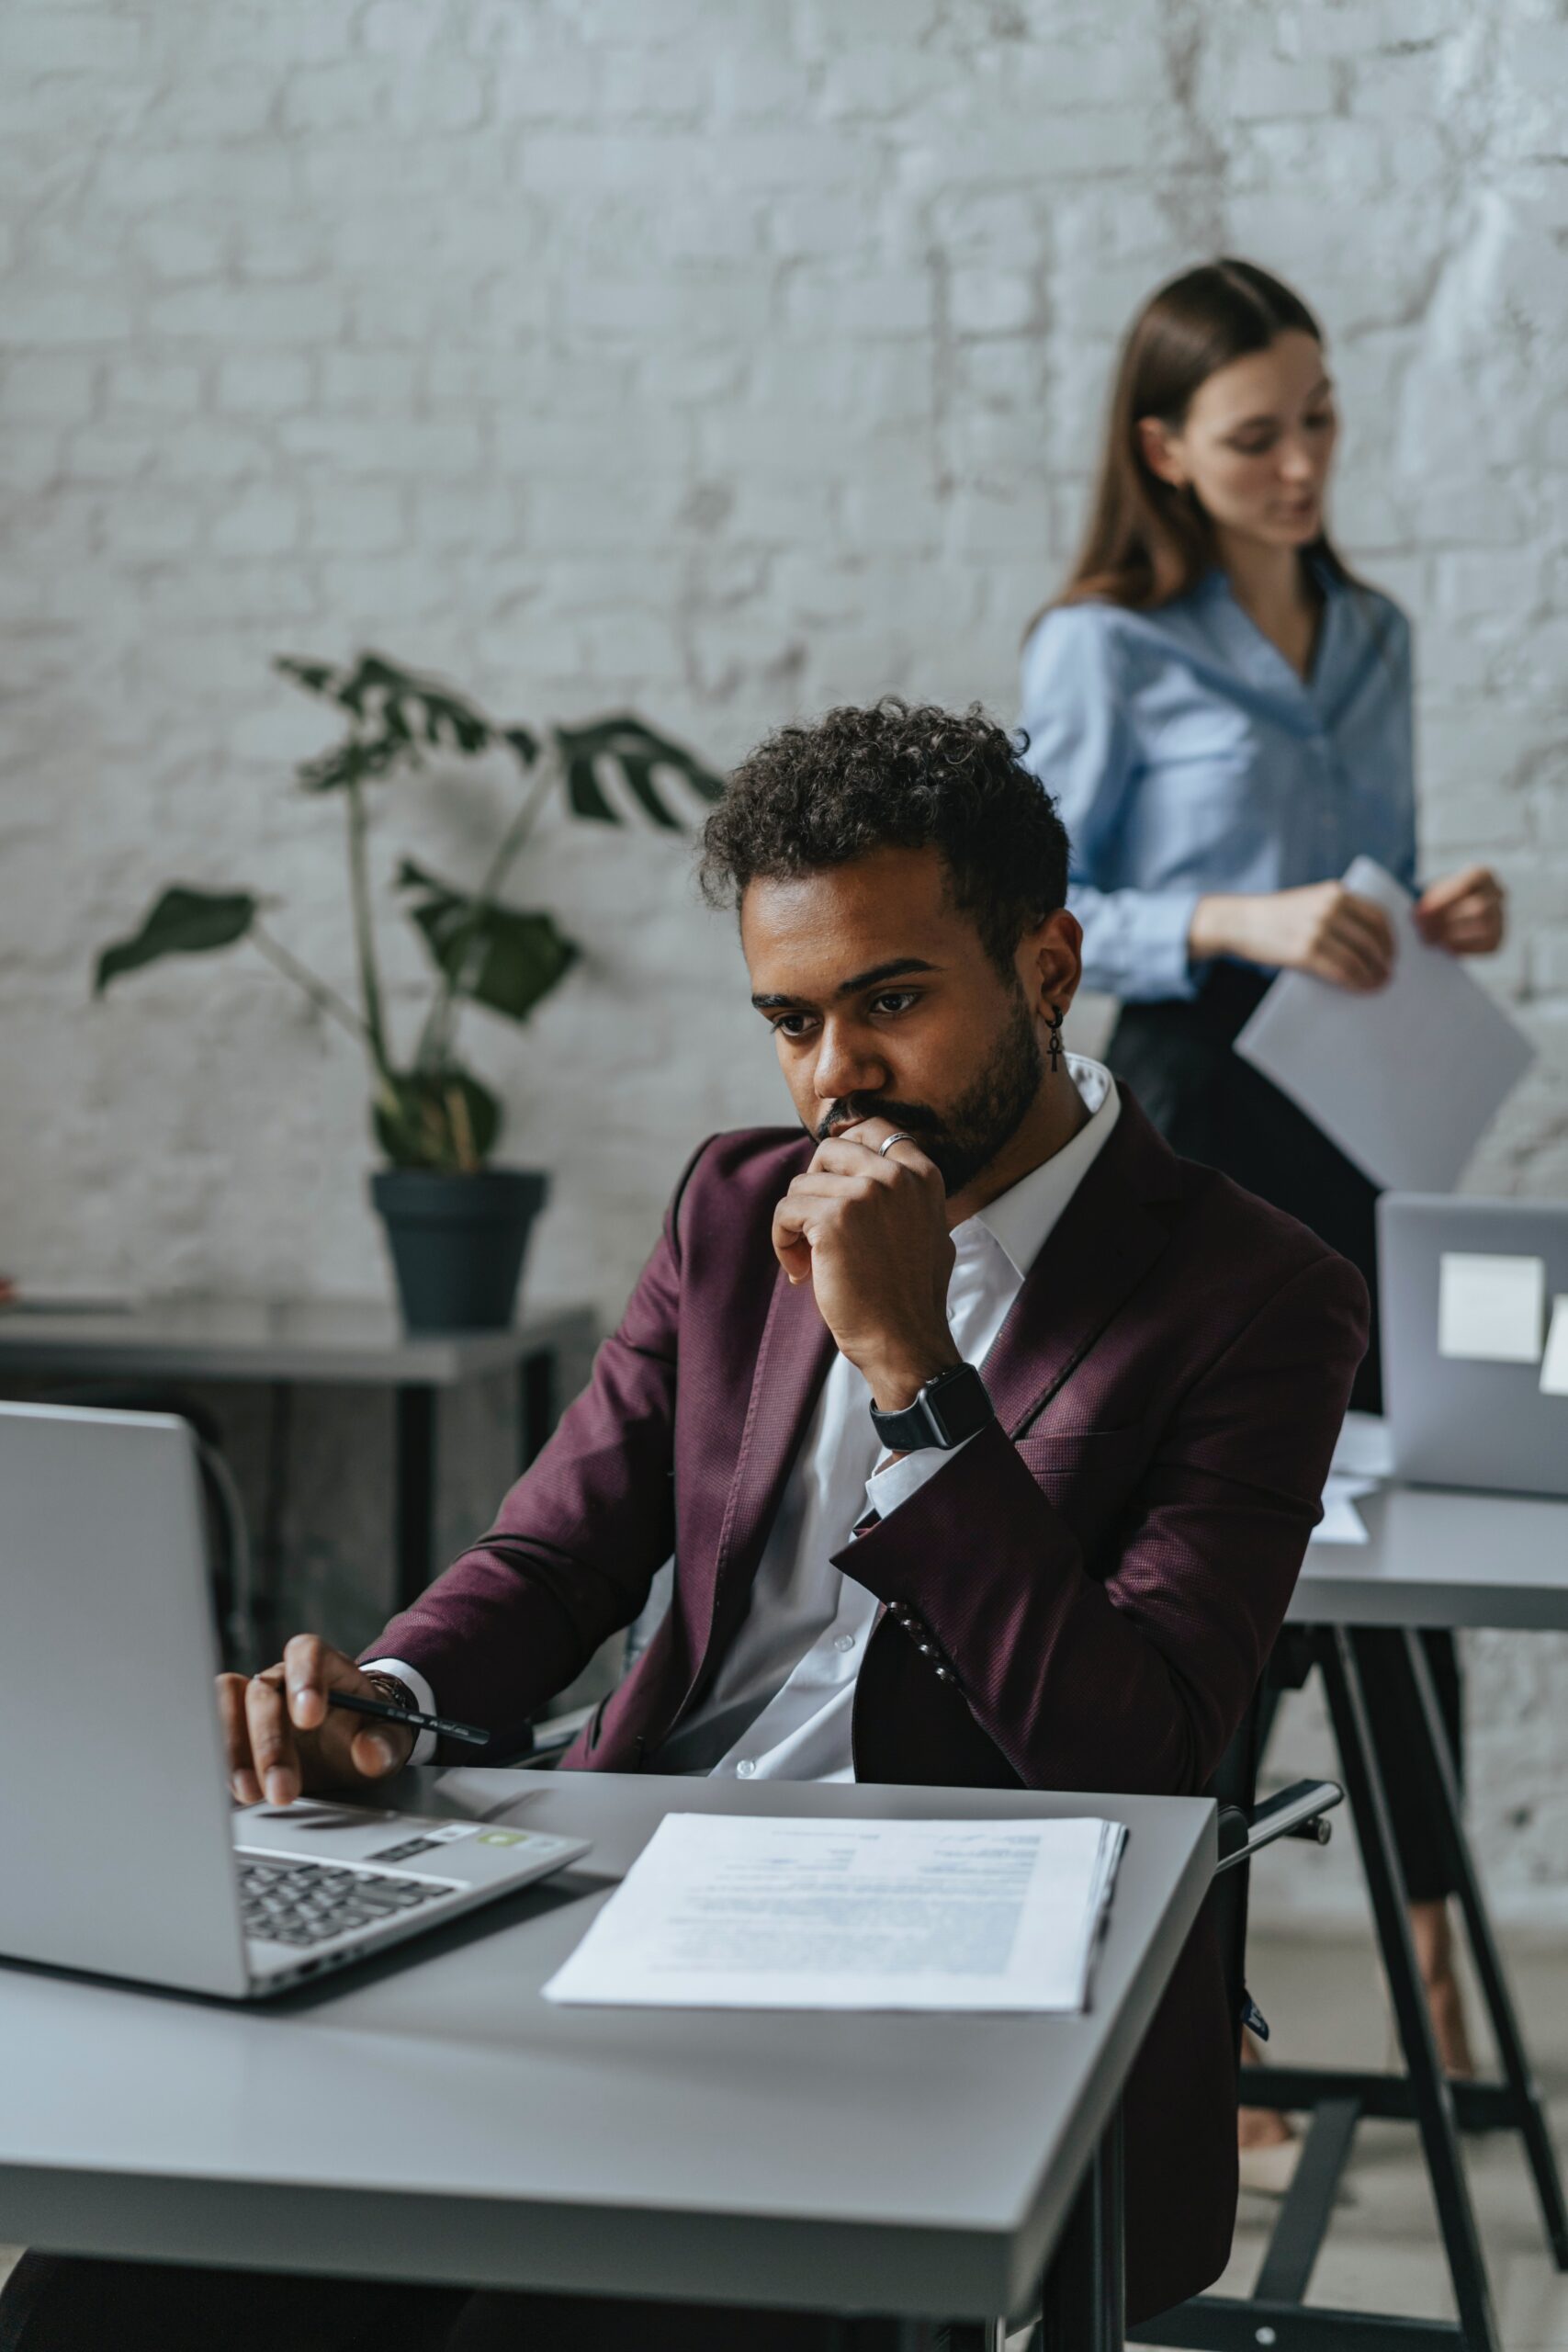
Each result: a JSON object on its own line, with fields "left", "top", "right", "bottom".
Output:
{"left": 1310, "top": 1411, "right": 1394, "bottom": 1547}
{"left": 543, "top": 1812, "right": 1127, "bottom": 2013}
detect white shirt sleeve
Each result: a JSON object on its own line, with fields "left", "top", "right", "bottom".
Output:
{"left": 864, "top": 1431, "right": 976, "bottom": 1521}
{"left": 358, "top": 1657, "right": 437, "bottom": 1767}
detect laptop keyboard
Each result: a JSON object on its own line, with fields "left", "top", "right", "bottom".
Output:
{"left": 237, "top": 1856, "right": 459, "bottom": 1948}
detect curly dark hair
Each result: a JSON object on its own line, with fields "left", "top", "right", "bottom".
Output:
{"left": 697, "top": 699, "right": 1070, "bottom": 973}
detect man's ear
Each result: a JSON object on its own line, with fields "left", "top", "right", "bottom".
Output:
{"left": 1137, "top": 414, "right": 1186, "bottom": 489}
{"left": 1018, "top": 909, "right": 1083, "bottom": 1020}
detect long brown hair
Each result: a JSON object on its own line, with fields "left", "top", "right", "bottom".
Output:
{"left": 1049, "top": 258, "right": 1355, "bottom": 617}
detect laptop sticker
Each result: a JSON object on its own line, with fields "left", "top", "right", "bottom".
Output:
{"left": 1437, "top": 1252, "right": 1546, "bottom": 1363}
{"left": 1540, "top": 1297, "right": 1568, "bottom": 1396}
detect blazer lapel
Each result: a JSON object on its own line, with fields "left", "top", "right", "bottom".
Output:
{"left": 982, "top": 1091, "right": 1187, "bottom": 1435}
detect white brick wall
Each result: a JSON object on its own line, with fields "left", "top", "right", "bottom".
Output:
{"left": 4, "top": 0, "right": 1566, "bottom": 1913}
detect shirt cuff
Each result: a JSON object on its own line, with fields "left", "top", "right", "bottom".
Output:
{"left": 865, "top": 1432, "right": 977, "bottom": 1521}
{"left": 1137, "top": 888, "right": 1204, "bottom": 1000}
{"left": 359, "top": 1657, "right": 437, "bottom": 1767}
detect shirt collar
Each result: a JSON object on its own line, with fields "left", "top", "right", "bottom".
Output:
{"left": 960, "top": 1055, "right": 1121, "bottom": 1283}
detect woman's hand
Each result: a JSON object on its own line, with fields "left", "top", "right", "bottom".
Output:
{"left": 1190, "top": 882, "right": 1397, "bottom": 991}
{"left": 1415, "top": 865, "right": 1506, "bottom": 956}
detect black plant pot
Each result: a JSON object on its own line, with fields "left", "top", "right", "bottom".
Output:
{"left": 370, "top": 1168, "right": 547, "bottom": 1333}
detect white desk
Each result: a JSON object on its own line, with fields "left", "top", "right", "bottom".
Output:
{"left": 0, "top": 1772, "right": 1215, "bottom": 2345}
{"left": 1293, "top": 1480, "right": 1568, "bottom": 1632}
{"left": 1164, "top": 1474, "right": 1568, "bottom": 2352}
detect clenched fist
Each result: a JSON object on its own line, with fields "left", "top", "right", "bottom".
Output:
{"left": 773, "top": 1114, "right": 961, "bottom": 1412}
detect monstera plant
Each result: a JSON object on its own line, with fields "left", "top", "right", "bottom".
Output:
{"left": 95, "top": 652, "right": 724, "bottom": 1328}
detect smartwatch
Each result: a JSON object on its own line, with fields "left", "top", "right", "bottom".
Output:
{"left": 868, "top": 1363, "right": 996, "bottom": 1453}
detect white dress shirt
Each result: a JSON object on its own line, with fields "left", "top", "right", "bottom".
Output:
{"left": 371, "top": 1057, "right": 1120, "bottom": 1777}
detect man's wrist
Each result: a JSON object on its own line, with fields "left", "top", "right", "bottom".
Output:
{"left": 862, "top": 1342, "right": 963, "bottom": 1414}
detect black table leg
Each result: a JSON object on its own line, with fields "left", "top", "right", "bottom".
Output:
{"left": 394, "top": 1384, "right": 437, "bottom": 1616}
{"left": 1041, "top": 2102, "right": 1124, "bottom": 2352}
{"left": 1402, "top": 1626, "right": 1568, "bottom": 2269}
{"left": 1325, "top": 1628, "right": 1501, "bottom": 2352}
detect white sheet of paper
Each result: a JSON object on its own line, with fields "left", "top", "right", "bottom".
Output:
{"left": 1331, "top": 1412, "right": 1395, "bottom": 1480}
{"left": 1540, "top": 1296, "right": 1568, "bottom": 1396}
{"left": 1233, "top": 858, "right": 1533, "bottom": 1192}
{"left": 1438, "top": 1251, "right": 1545, "bottom": 1363}
{"left": 1311, "top": 1471, "right": 1372, "bottom": 1546}
{"left": 542, "top": 1812, "right": 1125, "bottom": 2013}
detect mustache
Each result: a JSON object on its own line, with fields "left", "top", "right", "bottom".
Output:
{"left": 813, "top": 1097, "right": 944, "bottom": 1144}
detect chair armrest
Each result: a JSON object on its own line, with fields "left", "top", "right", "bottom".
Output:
{"left": 1215, "top": 1779, "right": 1343, "bottom": 1874}
{"left": 524, "top": 1702, "right": 596, "bottom": 1767}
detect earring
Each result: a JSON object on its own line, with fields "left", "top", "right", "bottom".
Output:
{"left": 1047, "top": 1006, "right": 1064, "bottom": 1074}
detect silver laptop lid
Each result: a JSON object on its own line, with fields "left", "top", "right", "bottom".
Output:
{"left": 0, "top": 1403, "right": 250, "bottom": 1996}
{"left": 1379, "top": 1194, "right": 1568, "bottom": 1499}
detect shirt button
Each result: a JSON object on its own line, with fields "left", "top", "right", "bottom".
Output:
{"left": 736, "top": 1759, "right": 756, "bottom": 1779}
{"left": 834, "top": 1634, "right": 856, "bottom": 1653}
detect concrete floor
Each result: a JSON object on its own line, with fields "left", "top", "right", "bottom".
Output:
{"left": 4, "top": 1925, "right": 1566, "bottom": 2346}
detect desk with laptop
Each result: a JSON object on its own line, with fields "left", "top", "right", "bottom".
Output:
{"left": 6, "top": 1193, "right": 1568, "bottom": 2350}
{"left": 0, "top": 1398, "right": 1214, "bottom": 2350}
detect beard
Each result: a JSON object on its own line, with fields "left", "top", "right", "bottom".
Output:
{"left": 813, "top": 986, "right": 1046, "bottom": 1197}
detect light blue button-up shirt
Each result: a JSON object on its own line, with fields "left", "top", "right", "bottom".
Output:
{"left": 1018, "top": 566, "right": 1416, "bottom": 1001}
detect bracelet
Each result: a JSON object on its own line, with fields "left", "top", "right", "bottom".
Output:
{"left": 363, "top": 1672, "right": 418, "bottom": 1719}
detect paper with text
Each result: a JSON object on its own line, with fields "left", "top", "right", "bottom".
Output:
{"left": 1438, "top": 1252, "right": 1545, "bottom": 1363}
{"left": 1540, "top": 1297, "right": 1568, "bottom": 1397}
{"left": 542, "top": 1812, "right": 1125, "bottom": 2012}
{"left": 1233, "top": 858, "right": 1533, "bottom": 1192}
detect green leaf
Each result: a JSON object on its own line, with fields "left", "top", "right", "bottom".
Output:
{"left": 552, "top": 713, "right": 726, "bottom": 828}
{"left": 373, "top": 1065, "right": 502, "bottom": 1170}
{"left": 94, "top": 886, "right": 259, "bottom": 995}
{"left": 295, "top": 730, "right": 409, "bottom": 796}
{"left": 276, "top": 652, "right": 493, "bottom": 758}
{"left": 396, "top": 858, "right": 579, "bottom": 1023}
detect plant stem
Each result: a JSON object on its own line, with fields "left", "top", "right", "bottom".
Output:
{"left": 249, "top": 924, "right": 369, "bottom": 1046}
{"left": 412, "top": 738, "right": 558, "bottom": 1075}
{"left": 345, "top": 770, "right": 393, "bottom": 1080}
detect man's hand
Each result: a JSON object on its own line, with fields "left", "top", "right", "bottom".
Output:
{"left": 1415, "top": 864, "right": 1506, "bottom": 956}
{"left": 218, "top": 1636, "right": 415, "bottom": 1808}
{"left": 773, "top": 1115, "right": 960, "bottom": 1411}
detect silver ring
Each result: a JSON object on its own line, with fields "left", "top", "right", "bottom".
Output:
{"left": 879, "top": 1132, "right": 916, "bottom": 1158}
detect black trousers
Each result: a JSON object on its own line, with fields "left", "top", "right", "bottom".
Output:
{"left": 0, "top": 2253, "right": 874, "bottom": 2352}
{"left": 1108, "top": 969, "right": 1461, "bottom": 1904}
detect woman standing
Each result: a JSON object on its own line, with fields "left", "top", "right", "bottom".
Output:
{"left": 1019, "top": 260, "right": 1505, "bottom": 2142}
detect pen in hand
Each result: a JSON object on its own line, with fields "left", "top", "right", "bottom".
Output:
{"left": 327, "top": 1688, "right": 491, "bottom": 1750}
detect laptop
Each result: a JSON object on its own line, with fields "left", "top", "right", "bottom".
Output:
{"left": 0, "top": 1402, "right": 590, "bottom": 1998}
{"left": 1378, "top": 1193, "right": 1568, "bottom": 1499}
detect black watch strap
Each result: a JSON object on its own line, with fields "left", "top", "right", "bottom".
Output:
{"left": 868, "top": 1363, "right": 996, "bottom": 1453}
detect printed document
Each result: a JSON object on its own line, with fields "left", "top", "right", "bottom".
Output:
{"left": 1234, "top": 858, "right": 1533, "bottom": 1193}
{"left": 542, "top": 1812, "right": 1126, "bottom": 2012}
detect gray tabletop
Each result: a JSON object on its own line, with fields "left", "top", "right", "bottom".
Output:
{"left": 1290, "top": 1481, "right": 1568, "bottom": 1632}
{"left": 0, "top": 1771, "right": 1214, "bottom": 2324}
{"left": 0, "top": 1297, "right": 595, "bottom": 1386}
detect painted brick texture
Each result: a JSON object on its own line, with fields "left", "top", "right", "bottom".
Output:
{"left": 3, "top": 0, "right": 1565, "bottom": 1914}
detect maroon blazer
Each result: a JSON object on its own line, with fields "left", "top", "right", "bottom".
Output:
{"left": 371, "top": 1091, "right": 1367, "bottom": 2322}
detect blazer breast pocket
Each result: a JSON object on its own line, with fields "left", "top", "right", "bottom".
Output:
{"left": 1011, "top": 1427, "right": 1148, "bottom": 1551}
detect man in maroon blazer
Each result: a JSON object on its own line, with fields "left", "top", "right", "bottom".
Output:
{"left": 6, "top": 702, "right": 1364, "bottom": 2352}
